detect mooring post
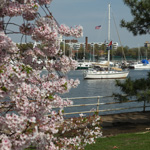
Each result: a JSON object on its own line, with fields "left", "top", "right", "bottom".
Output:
{"left": 97, "top": 96, "right": 100, "bottom": 113}
{"left": 143, "top": 99, "right": 146, "bottom": 112}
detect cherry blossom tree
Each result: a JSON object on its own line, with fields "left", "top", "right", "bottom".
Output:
{"left": 0, "top": 0, "right": 102, "bottom": 149}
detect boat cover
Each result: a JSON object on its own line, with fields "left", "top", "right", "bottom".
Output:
{"left": 141, "top": 59, "right": 149, "bottom": 64}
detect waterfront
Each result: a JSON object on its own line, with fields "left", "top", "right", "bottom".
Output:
{"left": 61, "top": 69, "right": 150, "bottom": 117}
{"left": 63, "top": 69, "right": 150, "bottom": 98}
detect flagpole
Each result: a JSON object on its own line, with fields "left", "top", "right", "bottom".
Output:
{"left": 93, "top": 43, "right": 95, "bottom": 62}
{"left": 108, "top": 3, "right": 111, "bottom": 71}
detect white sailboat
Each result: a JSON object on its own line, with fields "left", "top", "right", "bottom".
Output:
{"left": 130, "top": 60, "right": 150, "bottom": 69}
{"left": 129, "top": 47, "right": 150, "bottom": 70}
{"left": 84, "top": 4, "right": 129, "bottom": 79}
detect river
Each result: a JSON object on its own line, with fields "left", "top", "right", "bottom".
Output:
{"left": 63, "top": 69, "right": 149, "bottom": 98}
{"left": 60, "top": 69, "right": 150, "bottom": 117}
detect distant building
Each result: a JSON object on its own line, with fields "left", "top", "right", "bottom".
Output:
{"left": 91, "top": 42, "right": 118, "bottom": 49}
{"left": 64, "top": 40, "right": 119, "bottom": 50}
{"left": 112, "top": 42, "right": 119, "bottom": 49}
{"left": 65, "top": 39, "right": 78, "bottom": 43}
{"left": 144, "top": 41, "right": 150, "bottom": 48}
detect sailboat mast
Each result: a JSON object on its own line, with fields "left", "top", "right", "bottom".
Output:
{"left": 108, "top": 3, "right": 111, "bottom": 70}
{"left": 138, "top": 46, "right": 140, "bottom": 61}
{"left": 108, "top": 3, "right": 111, "bottom": 42}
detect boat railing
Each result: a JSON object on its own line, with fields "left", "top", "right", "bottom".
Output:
{"left": 59, "top": 96, "right": 150, "bottom": 117}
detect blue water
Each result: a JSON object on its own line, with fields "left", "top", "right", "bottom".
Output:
{"left": 61, "top": 69, "right": 150, "bottom": 117}
{"left": 63, "top": 69, "right": 149, "bottom": 98}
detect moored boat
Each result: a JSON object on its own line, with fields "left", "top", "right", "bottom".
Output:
{"left": 77, "top": 62, "right": 92, "bottom": 70}
{"left": 129, "top": 59, "right": 150, "bottom": 70}
{"left": 84, "top": 4, "right": 129, "bottom": 79}
{"left": 84, "top": 65, "right": 129, "bottom": 79}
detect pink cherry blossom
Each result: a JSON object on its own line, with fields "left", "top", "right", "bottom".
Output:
{"left": 0, "top": 0, "right": 102, "bottom": 149}
{"left": 38, "top": 0, "right": 53, "bottom": 5}
{"left": 59, "top": 24, "right": 83, "bottom": 38}
{"left": 22, "top": 3, "right": 39, "bottom": 21}
{"left": 20, "top": 23, "right": 34, "bottom": 35}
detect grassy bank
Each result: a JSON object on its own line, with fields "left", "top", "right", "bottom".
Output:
{"left": 85, "top": 132, "right": 150, "bottom": 150}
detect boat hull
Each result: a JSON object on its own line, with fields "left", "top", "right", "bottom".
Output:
{"left": 134, "top": 65, "right": 150, "bottom": 69}
{"left": 84, "top": 70, "right": 129, "bottom": 79}
{"left": 76, "top": 66, "right": 89, "bottom": 70}
{"left": 129, "top": 60, "right": 150, "bottom": 70}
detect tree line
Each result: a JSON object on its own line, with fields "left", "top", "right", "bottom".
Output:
{"left": 60, "top": 43, "right": 150, "bottom": 61}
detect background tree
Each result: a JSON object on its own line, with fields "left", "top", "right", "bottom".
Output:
{"left": 94, "top": 44, "right": 101, "bottom": 60}
{"left": 77, "top": 46, "right": 84, "bottom": 60}
{"left": 121, "top": 0, "right": 150, "bottom": 35}
{"left": 114, "top": 0, "right": 150, "bottom": 107}
{"left": 114, "top": 73, "right": 150, "bottom": 105}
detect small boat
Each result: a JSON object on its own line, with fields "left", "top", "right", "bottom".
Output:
{"left": 77, "top": 62, "right": 92, "bottom": 70}
{"left": 92, "top": 60, "right": 114, "bottom": 66}
{"left": 129, "top": 59, "right": 150, "bottom": 70}
{"left": 84, "top": 4, "right": 129, "bottom": 79}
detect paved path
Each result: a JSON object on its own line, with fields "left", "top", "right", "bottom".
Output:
{"left": 100, "top": 111, "right": 150, "bottom": 136}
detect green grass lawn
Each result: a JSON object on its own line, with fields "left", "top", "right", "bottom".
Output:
{"left": 85, "top": 132, "right": 150, "bottom": 150}
{"left": 25, "top": 132, "right": 150, "bottom": 150}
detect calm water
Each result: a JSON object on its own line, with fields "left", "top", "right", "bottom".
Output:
{"left": 4, "top": 69, "right": 150, "bottom": 117}
{"left": 63, "top": 69, "right": 149, "bottom": 98}
{"left": 61, "top": 69, "right": 150, "bottom": 116}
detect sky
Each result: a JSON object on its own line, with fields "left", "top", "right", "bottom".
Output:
{"left": 50, "top": 0, "right": 150, "bottom": 48}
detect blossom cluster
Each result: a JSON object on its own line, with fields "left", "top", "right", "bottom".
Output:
{"left": 1, "top": 1, "right": 38, "bottom": 20}
{"left": 42, "top": 44, "right": 58, "bottom": 57}
{"left": 20, "top": 23, "right": 35, "bottom": 35}
{"left": 22, "top": 3, "right": 39, "bottom": 21}
{"left": 2, "top": 2, "right": 22, "bottom": 17}
{"left": 59, "top": 24, "right": 83, "bottom": 38}
{"left": 36, "top": 16, "right": 57, "bottom": 28}
{"left": 54, "top": 55, "right": 78, "bottom": 73}
{"left": 32, "top": 24, "right": 58, "bottom": 42}
{"left": 0, "top": 32, "right": 18, "bottom": 63}
{"left": 39, "top": 0, "right": 53, "bottom": 5}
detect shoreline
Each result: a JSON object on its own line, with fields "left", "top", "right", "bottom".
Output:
{"left": 100, "top": 111, "right": 150, "bottom": 136}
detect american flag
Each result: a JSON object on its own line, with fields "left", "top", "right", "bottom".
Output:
{"left": 95, "top": 25, "right": 101, "bottom": 29}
